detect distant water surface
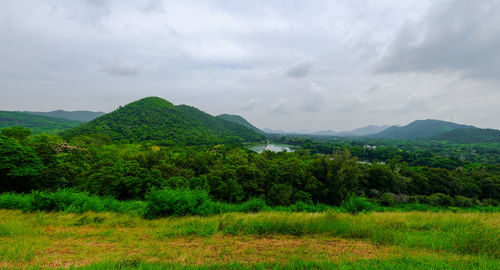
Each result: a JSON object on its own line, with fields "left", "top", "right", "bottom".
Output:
{"left": 248, "top": 143, "right": 296, "bottom": 153}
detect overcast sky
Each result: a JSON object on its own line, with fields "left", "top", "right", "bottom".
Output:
{"left": 1, "top": 0, "right": 500, "bottom": 131}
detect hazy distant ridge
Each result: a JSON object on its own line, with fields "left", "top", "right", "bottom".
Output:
{"left": 24, "top": 110, "right": 105, "bottom": 122}
{"left": 369, "top": 119, "right": 476, "bottom": 139}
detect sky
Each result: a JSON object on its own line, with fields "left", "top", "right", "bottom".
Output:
{"left": 1, "top": 0, "right": 500, "bottom": 131}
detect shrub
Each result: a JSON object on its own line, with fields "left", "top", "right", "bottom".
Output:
{"left": 288, "top": 202, "right": 331, "bottom": 212}
{"left": 0, "top": 192, "right": 32, "bottom": 210}
{"left": 0, "top": 190, "right": 145, "bottom": 214}
{"left": 342, "top": 196, "right": 378, "bottom": 214}
{"left": 143, "top": 188, "right": 219, "bottom": 218}
{"left": 237, "top": 198, "right": 268, "bottom": 213}
{"left": 454, "top": 195, "right": 474, "bottom": 207}
{"left": 378, "top": 193, "right": 396, "bottom": 206}
{"left": 429, "top": 193, "right": 454, "bottom": 206}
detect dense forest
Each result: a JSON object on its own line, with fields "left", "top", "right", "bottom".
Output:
{"left": 1, "top": 125, "right": 499, "bottom": 208}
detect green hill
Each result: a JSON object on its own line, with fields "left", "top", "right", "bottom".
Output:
{"left": 432, "top": 128, "right": 500, "bottom": 144}
{"left": 61, "top": 97, "right": 265, "bottom": 145}
{"left": 216, "top": 114, "right": 263, "bottom": 133}
{"left": 370, "top": 119, "right": 476, "bottom": 140}
{"left": 0, "top": 111, "right": 83, "bottom": 134}
{"left": 24, "top": 110, "right": 105, "bottom": 122}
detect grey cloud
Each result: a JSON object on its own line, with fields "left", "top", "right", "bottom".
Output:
{"left": 99, "top": 64, "right": 138, "bottom": 77}
{"left": 269, "top": 99, "right": 292, "bottom": 114}
{"left": 390, "top": 94, "right": 431, "bottom": 114}
{"left": 3, "top": 1, "right": 500, "bottom": 130}
{"left": 377, "top": 0, "right": 500, "bottom": 80}
{"left": 286, "top": 60, "right": 313, "bottom": 78}
{"left": 84, "top": 0, "right": 108, "bottom": 8}
{"left": 240, "top": 98, "right": 257, "bottom": 111}
{"left": 300, "top": 82, "right": 327, "bottom": 113}
{"left": 141, "top": 0, "right": 165, "bottom": 13}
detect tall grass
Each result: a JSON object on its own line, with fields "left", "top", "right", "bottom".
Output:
{"left": 0, "top": 190, "right": 498, "bottom": 219}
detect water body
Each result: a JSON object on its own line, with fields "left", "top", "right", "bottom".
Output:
{"left": 248, "top": 143, "right": 296, "bottom": 153}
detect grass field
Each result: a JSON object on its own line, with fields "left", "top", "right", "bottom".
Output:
{"left": 0, "top": 210, "right": 498, "bottom": 269}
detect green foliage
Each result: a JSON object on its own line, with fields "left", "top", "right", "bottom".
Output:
{"left": 433, "top": 128, "right": 500, "bottom": 144}
{"left": 342, "top": 196, "right": 378, "bottom": 214}
{"left": 0, "top": 190, "right": 145, "bottom": 214}
{"left": 237, "top": 198, "right": 269, "bottom": 213}
{"left": 61, "top": 97, "right": 265, "bottom": 145}
{"left": 1, "top": 126, "right": 32, "bottom": 141}
{"left": 0, "top": 111, "right": 82, "bottom": 134}
{"left": 143, "top": 189, "right": 221, "bottom": 218}
{"left": 0, "top": 135, "right": 45, "bottom": 192}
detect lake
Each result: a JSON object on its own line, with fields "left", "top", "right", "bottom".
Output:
{"left": 247, "top": 143, "right": 296, "bottom": 153}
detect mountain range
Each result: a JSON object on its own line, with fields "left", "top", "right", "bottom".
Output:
{"left": 1, "top": 98, "right": 499, "bottom": 144}
{"left": 369, "top": 119, "right": 476, "bottom": 140}
{"left": 263, "top": 125, "right": 390, "bottom": 137}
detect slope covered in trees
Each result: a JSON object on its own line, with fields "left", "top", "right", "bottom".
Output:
{"left": 0, "top": 111, "right": 83, "bottom": 134}
{"left": 432, "top": 128, "right": 500, "bottom": 144}
{"left": 25, "top": 110, "right": 105, "bottom": 122}
{"left": 61, "top": 97, "right": 265, "bottom": 145}
{"left": 370, "top": 119, "right": 476, "bottom": 140}
{"left": 216, "top": 114, "right": 263, "bottom": 133}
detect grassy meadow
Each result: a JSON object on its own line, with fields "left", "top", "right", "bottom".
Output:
{"left": 0, "top": 209, "right": 498, "bottom": 269}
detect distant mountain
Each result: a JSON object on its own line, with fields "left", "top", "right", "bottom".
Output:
{"left": 25, "top": 110, "right": 105, "bottom": 122}
{"left": 216, "top": 114, "right": 263, "bottom": 133}
{"left": 370, "top": 119, "right": 476, "bottom": 140}
{"left": 0, "top": 111, "right": 82, "bottom": 134}
{"left": 432, "top": 128, "right": 500, "bottom": 144}
{"left": 61, "top": 97, "right": 265, "bottom": 145}
{"left": 262, "top": 128, "right": 286, "bottom": 134}
{"left": 313, "top": 130, "right": 338, "bottom": 136}
{"left": 339, "top": 125, "right": 390, "bottom": 136}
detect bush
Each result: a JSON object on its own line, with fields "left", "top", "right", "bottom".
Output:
{"left": 378, "top": 193, "right": 396, "bottom": 206}
{"left": 342, "top": 196, "right": 378, "bottom": 214}
{"left": 429, "top": 193, "right": 454, "bottom": 206}
{"left": 454, "top": 195, "right": 474, "bottom": 207}
{"left": 287, "top": 202, "right": 331, "bottom": 212}
{"left": 237, "top": 198, "right": 268, "bottom": 213}
{"left": 0, "top": 192, "right": 32, "bottom": 210}
{"left": 0, "top": 190, "right": 145, "bottom": 214}
{"left": 143, "top": 188, "right": 220, "bottom": 218}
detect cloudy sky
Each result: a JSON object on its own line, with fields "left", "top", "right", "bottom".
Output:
{"left": 1, "top": 0, "right": 500, "bottom": 131}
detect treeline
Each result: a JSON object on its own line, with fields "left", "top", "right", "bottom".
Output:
{"left": 272, "top": 135, "right": 500, "bottom": 165}
{"left": 1, "top": 127, "right": 499, "bottom": 207}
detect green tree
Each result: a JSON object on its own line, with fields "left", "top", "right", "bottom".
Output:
{"left": 0, "top": 134, "right": 44, "bottom": 192}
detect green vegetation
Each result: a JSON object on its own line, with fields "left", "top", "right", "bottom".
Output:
{"left": 1, "top": 101, "right": 500, "bottom": 268}
{"left": 24, "top": 110, "right": 105, "bottom": 122}
{"left": 0, "top": 111, "right": 82, "bottom": 134}
{"left": 0, "top": 209, "right": 498, "bottom": 268}
{"left": 216, "top": 114, "right": 263, "bottom": 133}
{"left": 60, "top": 97, "right": 265, "bottom": 145}
{"left": 370, "top": 119, "right": 475, "bottom": 139}
{"left": 1, "top": 126, "right": 499, "bottom": 208}
{"left": 433, "top": 128, "right": 500, "bottom": 144}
